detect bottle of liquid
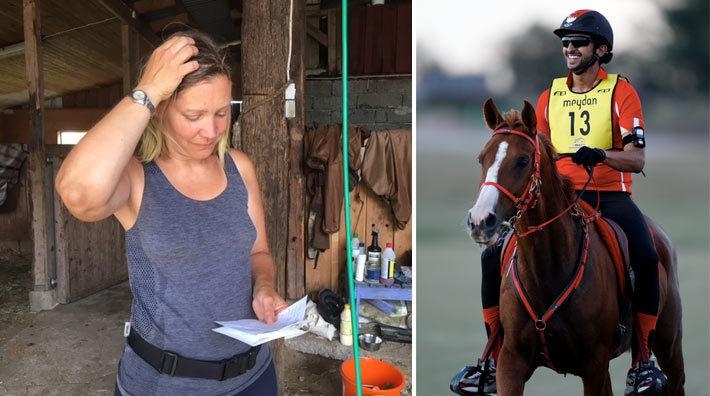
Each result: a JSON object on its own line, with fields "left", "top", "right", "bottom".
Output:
{"left": 340, "top": 304, "right": 353, "bottom": 346}
{"left": 367, "top": 226, "right": 381, "bottom": 265}
{"left": 355, "top": 253, "right": 367, "bottom": 282}
{"left": 366, "top": 227, "right": 382, "bottom": 283}
{"left": 350, "top": 233, "right": 360, "bottom": 260}
{"left": 380, "top": 243, "right": 396, "bottom": 286}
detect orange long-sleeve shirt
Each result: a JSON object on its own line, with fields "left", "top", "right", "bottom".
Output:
{"left": 536, "top": 68, "right": 645, "bottom": 193}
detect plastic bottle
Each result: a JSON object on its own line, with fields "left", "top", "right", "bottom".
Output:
{"left": 380, "top": 243, "right": 396, "bottom": 286}
{"left": 358, "top": 242, "right": 366, "bottom": 257}
{"left": 355, "top": 253, "right": 367, "bottom": 282}
{"left": 340, "top": 304, "right": 353, "bottom": 346}
{"left": 350, "top": 233, "right": 360, "bottom": 260}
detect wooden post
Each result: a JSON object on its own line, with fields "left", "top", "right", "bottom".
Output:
{"left": 24, "top": 0, "right": 56, "bottom": 311}
{"left": 121, "top": 23, "right": 141, "bottom": 95}
{"left": 241, "top": 0, "right": 306, "bottom": 300}
{"left": 327, "top": 9, "right": 339, "bottom": 75}
{"left": 286, "top": 0, "right": 306, "bottom": 299}
{"left": 242, "top": 0, "right": 307, "bottom": 378}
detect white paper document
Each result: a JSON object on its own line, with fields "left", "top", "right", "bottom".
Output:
{"left": 213, "top": 296, "right": 309, "bottom": 346}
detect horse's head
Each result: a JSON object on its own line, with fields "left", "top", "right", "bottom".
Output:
{"left": 467, "top": 98, "right": 541, "bottom": 244}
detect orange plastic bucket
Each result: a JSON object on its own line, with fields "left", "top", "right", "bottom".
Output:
{"left": 341, "top": 357, "right": 406, "bottom": 396}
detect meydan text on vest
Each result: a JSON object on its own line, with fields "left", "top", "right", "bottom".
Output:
{"left": 562, "top": 95, "right": 598, "bottom": 110}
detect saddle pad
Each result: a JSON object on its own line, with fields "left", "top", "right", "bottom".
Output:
{"left": 578, "top": 200, "right": 629, "bottom": 296}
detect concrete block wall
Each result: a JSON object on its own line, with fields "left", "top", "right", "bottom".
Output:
{"left": 305, "top": 77, "right": 412, "bottom": 130}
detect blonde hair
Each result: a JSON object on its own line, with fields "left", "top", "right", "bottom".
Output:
{"left": 136, "top": 29, "right": 232, "bottom": 164}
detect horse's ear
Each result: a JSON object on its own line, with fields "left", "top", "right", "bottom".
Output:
{"left": 483, "top": 98, "right": 504, "bottom": 131}
{"left": 521, "top": 100, "right": 537, "bottom": 136}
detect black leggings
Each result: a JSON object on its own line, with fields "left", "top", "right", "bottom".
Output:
{"left": 480, "top": 191, "right": 660, "bottom": 316}
{"left": 580, "top": 191, "right": 660, "bottom": 315}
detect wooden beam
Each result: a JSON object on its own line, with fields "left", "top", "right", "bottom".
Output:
{"left": 286, "top": 0, "right": 306, "bottom": 299}
{"left": 327, "top": 9, "right": 339, "bottom": 74}
{"left": 121, "top": 23, "right": 141, "bottom": 95}
{"left": 23, "top": 0, "right": 55, "bottom": 294}
{"left": 95, "top": 0, "right": 160, "bottom": 46}
{"left": 24, "top": 0, "right": 44, "bottom": 149}
{"left": 305, "top": 22, "right": 327, "bottom": 47}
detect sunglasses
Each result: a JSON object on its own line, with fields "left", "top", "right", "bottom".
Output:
{"left": 561, "top": 36, "right": 593, "bottom": 48}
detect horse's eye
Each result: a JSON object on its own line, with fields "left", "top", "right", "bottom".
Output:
{"left": 516, "top": 156, "right": 530, "bottom": 168}
{"left": 476, "top": 156, "right": 483, "bottom": 165}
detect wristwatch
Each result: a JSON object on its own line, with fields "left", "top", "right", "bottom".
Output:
{"left": 129, "top": 89, "right": 155, "bottom": 115}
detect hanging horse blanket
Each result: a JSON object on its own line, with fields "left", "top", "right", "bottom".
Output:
{"left": 0, "top": 144, "right": 29, "bottom": 208}
{"left": 361, "top": 129, "right": 412, "bottom": 230}
{"left": 305, "top": 124, "right": 368, "bottom": 250}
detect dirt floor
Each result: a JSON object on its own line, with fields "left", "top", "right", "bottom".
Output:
{"left": 0, "top": 248, "right": 346, "bottom": 396}
{"left": 0, "top": 248, "right": 33, "bottom": 348}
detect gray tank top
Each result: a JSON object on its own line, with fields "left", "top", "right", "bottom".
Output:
{"left": 116, "top": 156, "right": 271, "bottom": 396}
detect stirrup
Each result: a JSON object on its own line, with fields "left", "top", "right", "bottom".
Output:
{"left": 624, "top": 359, "right": 667, "bottom": 396}
{"left": 449, "top": 358, "right": 496, "bottom": 395}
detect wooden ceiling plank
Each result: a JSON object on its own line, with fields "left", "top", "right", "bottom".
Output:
{"left": 95, "top": 0, "right": 159, "bottom": 46}
{"left": 141, "top": 5, "right": 181, "bottom": 22}
{"left": 132, "top": 0, "right": 175, "bottom": 14}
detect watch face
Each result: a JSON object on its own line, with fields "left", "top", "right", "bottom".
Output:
{"left": 132, "top": 90, "right": 146, "bottom": 101}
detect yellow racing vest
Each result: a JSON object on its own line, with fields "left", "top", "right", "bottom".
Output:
{"left": 548, "top": 74, "right": 619, "bottom": 154}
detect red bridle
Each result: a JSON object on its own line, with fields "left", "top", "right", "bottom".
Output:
{"left": 481, "top": 128, "right": 590, "bottom": 237}
{"left": 481, "top": 128, "right": 542, "bottom": 224}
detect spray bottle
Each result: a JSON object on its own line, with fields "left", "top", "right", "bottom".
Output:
{"left": 380, "top": 242, "right": 396, "bottom": 286}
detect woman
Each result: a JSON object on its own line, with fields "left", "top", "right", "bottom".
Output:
{"left": 55, "top": 30, "right": 286, "bottom": 395}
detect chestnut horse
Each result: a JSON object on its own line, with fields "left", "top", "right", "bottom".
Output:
{"left": 466, "top": 99, "right": 684, "bottom": 395}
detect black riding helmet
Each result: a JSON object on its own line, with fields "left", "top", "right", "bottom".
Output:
{"left": 554, "top": 10, "right": 614, "bottom": 66}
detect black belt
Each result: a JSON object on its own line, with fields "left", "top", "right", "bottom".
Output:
{"left": 127, "top": 330, "right": 261, "bottom": 381}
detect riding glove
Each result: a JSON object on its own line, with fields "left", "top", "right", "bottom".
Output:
{"left": 571, "top": 146, "right": 606, "bottom": 166}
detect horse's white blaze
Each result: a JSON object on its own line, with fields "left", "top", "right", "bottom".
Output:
{"left": 469, "top": 141, "right": 508, "bottom": 227}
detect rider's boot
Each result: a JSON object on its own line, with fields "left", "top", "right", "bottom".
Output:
{"left": 451, "top": 357, "right": 497, "bottom": 395}
{"left": 624, "top": 313, "right": 667, "bottom": 395}
{"left": 450, "top": 307, "right": 501, "bottom": 395}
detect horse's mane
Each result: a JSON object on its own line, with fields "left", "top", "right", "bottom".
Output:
{"left": 499, "top": 109, "right": 576, "bottom": 202}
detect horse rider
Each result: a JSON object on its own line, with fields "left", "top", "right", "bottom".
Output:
{"left": 452, "top": 10, "right": 667, "bottom": 395}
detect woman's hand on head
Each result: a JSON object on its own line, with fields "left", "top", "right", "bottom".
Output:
{"left": 252, "top": 285, "right": 288, "bottom": 324}
{"left": 135, "top": 35, "right": 200, "bottom": 106}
